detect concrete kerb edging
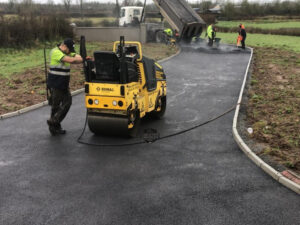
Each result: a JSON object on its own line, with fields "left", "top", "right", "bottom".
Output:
{"left": 158, "top": 46, "right": 182, "bottom": 64}
{"left": 0, "top": 46, "right": 181, "bottom": 121}
{"left": 0, "top": 88, "right": 85, "bottom": 120}
{"left": 232, "top": 47, "right": 300, "bottom": 195}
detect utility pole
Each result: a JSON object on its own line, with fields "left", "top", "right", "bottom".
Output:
{"left": 116, "top": 0, "right": 120, "bottom": 18}
{"left": 80, "top": 0, "right": 83, "bottom": 20}
{"left": 140, "top": 0, "right": 146, "bottom": 23}
{"left": 115, "top": 0, "right": 120, "bottom": 25}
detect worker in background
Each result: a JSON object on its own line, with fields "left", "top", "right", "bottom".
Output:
{"left": 206, "top": 24, "right": 216, "bottom": 47}
{"left": 164, "top": 28, "right": 173, "bottom": 38}
{"left": 164, "top": 28, "right": 173, "bottom": 44}
{"left": 46, "top": 38, "right": 83, "bottom": 135}
{"left": 238, "top": 24, "right": 247, "bottom": 49}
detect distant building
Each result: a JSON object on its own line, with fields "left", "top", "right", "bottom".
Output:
{"left": 194, "top": 4, "right": 222, "bottom": 15}
{"left": 194, "top": 4, "right": 222, "bottom": 25}
{"left": 207, "top": 4, "right": 221, "bottom": 14}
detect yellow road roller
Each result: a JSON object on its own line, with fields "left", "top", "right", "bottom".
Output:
{"left": 81, "top": 36, "right": 167, "bottom": 136}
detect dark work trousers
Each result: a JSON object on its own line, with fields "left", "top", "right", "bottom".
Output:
{"left": 241, "top": 37, "right": 246, "bottom": 49}
{"left": 208, "top": 33, "right": 215, "bottom": 47}
{"left": 208, "top": 38, "right": 213, "bottom": 47}
{"left": 50, "top": 88, "right": 72, "bottom": 125}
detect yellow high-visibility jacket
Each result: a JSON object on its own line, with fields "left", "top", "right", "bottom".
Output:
{"left": 207, "top": 25, "right": 213, "bottom": 39}
{"left": 164, "top": 28, "right": 173, "bottom": 37}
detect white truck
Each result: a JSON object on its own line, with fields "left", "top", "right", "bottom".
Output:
{"left": 119, "top": 6, "right": 144, "bottom": 27}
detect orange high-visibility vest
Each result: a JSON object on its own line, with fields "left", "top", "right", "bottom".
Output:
{"left": 237, "top": 35, "right": 243, "bottom": 46}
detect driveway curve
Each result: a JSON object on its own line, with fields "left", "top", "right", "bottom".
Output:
{"left": 0, "top": 46, "right": 299, "bottom": 225}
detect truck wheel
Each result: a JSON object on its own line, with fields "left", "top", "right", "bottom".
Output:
{"left": 182, "top": 36, "right": 192, "bottom": 43}
{"left": 155, "top": 30, "right": 166, "bottom": 43}
{"left": 150, "top": 96, "right": 166, "bottom": 119}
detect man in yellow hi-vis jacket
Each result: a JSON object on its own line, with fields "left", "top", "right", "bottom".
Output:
{"left": 46, "top": 38, "right": 83, "bottom": 135}
{"left": 206, "top": 24, "right": 216, "bottom": 47}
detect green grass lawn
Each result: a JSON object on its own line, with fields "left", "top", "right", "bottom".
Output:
{"left": 0, "top": 41, "right": 177, "bottom": 78}
{"left": 217, "top": 21, "right": 300, "bottom": 29}
{"left": 3, "top": 14, "right": 18, "bottom": 19}
{"left": 217, "top": 32, "right": 300, "bottom": 53}
{"left": 0, "top": 48, "right": 47, "bottom": 78}
{"left": 0, "top": 42, "right": 112, "bottom": 78}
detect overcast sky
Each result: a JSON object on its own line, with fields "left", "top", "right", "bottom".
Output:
{"left": 0, "top": 0, "right": 287, "bottom": 4}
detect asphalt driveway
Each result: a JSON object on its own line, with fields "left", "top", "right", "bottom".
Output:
{"left": 0, "top": 45, "right": 299, "bottom": 225}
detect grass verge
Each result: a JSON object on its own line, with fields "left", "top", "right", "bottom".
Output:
{"left": 217, "top": 21, "right": 300, "bottom": 29}
{"left": 0, "top": 42, "right": 112, "bottom": 78}
{"left": 247, "top": 47, "right": 300, "bottom": 173}
{"left": 218, "top": 32, "right": 300, "bottom": 53}
{"left": 217, "top": 31, "right": 300, "bottom": 174}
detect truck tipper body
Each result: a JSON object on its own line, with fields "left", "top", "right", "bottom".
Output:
{"left": 152, "top": 0, "right": 206, "bottom": 42}
{"left": 119, "top": 0, "right": 206, "bottom": 42}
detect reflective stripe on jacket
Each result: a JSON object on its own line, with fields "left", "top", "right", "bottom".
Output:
{"left": 47, "top": 47, "right": 75, "bottom": 90}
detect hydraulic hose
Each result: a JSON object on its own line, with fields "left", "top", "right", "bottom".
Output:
{"left": 77, "top": 104, "right": 239, "bottom": 147}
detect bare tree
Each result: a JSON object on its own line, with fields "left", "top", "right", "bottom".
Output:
{"left": 115, "top": 0, "right": 120, "bottom": 18}
{"left": 123, "top": 0, "right": 137, "bottom": 6}
{"left": 7, "top": 0, "right": 17, "bottom": 12}
{"left": 19, "top": 0, "right": 35, "bottom": 16}
{"left": 46, "top": 0, "right": 55, "bottom": 12}
{"left": 80, "top": 0, "right": 83, "bottom": 19}
{"left": 64, "top": 0, "right": 71, "bottom": 12}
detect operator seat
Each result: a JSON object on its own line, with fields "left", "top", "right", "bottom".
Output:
{"left": 93, "top": 51, "right": 120, "bottom": 82}
{"left": 124, "top": 46, "right": 139, "bottom": 83}
{"left": 92, "top": 51, "right": 138, "bottom": 84}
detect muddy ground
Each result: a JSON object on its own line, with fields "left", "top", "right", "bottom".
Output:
{"left": 239, "top": 47, "right": 300, "bottom": 174}
{"left": 0, "top": 64, "right": 85, "bottom": 115}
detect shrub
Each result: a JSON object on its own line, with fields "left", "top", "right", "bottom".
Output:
{"left": 73, "top": 19, "right": 93, "bottom": 27}
{"left": 100, "top": 19, "right": 119, "bottom": 27}
{"left": 0, "top": 14, "right": 74, "bottom": 47}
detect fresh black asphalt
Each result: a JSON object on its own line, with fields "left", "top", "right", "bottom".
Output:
{"left": 0, "top": 45, "right": 299, "bottom": 225}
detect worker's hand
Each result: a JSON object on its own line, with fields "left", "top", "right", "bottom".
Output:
{"left": 86, "top": 56, "right": 93, "bottom": 60}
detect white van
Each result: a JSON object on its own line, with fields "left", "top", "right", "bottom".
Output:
{"left": 119, "top": 6, "right": 143, "bottom": 27}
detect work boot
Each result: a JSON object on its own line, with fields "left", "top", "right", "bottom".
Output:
{"left": 56, "top": 124, "right": 66, "bottom": 135}
{"left": 56, "top": 127, "right": 66, "bottom": 135}
{"left": 47, "top": 119, "right": 62, "bottom": 136}
{"left": 48, "top": 124, "right": 58, "bottom": 136}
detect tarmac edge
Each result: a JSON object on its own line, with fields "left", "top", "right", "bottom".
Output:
{"left": 158, "top": 46, "right": 182, "bottom": 63}
{"left": 232, "top": 47, "right": 300, "bottom": 195}
{"left": 0, "top": 88, "right": 85, "bottom": 120}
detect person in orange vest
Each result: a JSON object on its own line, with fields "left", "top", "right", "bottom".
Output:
{"left": 237, "top": 24, "right": 247, "bottom": 49}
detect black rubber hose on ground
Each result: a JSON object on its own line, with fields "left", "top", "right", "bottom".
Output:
{"left": 77, "top": 104, "right": 239, "bottom": 147}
